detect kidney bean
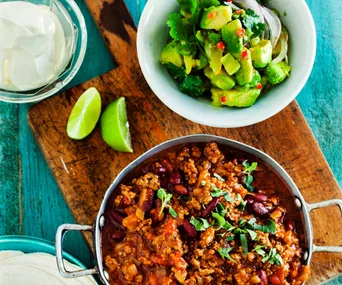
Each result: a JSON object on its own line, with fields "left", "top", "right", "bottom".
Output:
{"left": 252, "top": 202, "right": 269, "bottom": 217}
{"left": 161, "top": 158, "right": 174, "bottom": 173}
{"left": 141, "top": 164, "right": 151, "bottom": 174}
{"left": 254, "top": 193, "right": 268, "bottom": 203}
{"left": 183, "top": 218, "right": 197, "bottom": 238}
{"left": 246, "top": 196, "right": 255, "bottom": 205}
{"left": 153, "top": 167, "right": 167, "bottom": 175}
{"left": 174, "top": 185, "right": 188, "bottom": 195}
{"left": 202, "top": 198, "right": 220, "bottom": 218}
{"left": 108, "top": 210, "right": 125, "bottom": 230}
{"left": 138, "top": 188, "right": 154, "bottom": 212}
{"left": 257, "top": 269, "right": 268, "bottom": 285}
{"left": 110, "top": 231, "right": 125, "bottom": 241}
{"left": 160, "top": 176, "right": 170, "bottom": 190}
{"left": 170, "top": 171, "right": 182, "bottom": 185}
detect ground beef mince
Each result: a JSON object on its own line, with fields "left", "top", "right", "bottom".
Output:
{"left": 103, "top": 142, "right": 310, "bottom": 285}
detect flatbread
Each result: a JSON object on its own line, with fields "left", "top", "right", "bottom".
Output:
{"left": 0, "top": 251, "right": 97, "bottom": 285}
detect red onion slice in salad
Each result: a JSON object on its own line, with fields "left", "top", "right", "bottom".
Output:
{"left": 272, "top": 30, "right": 288, "bottom": 64}
{"left": 260, "top": 6, "right": 282, "bottom": 47}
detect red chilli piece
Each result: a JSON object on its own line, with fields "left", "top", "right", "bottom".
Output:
{"left": 216, "top": 41, "right": 225, "bottom": 50}
{"left": 208, "top": 11, "right": 216, "bottom": 19}
{"left": 234, "top": 9, "right": 243, "bottom": 14}
{"left": 241, "top": 50, "right": 248, "bottom": 60}
{"left": 256, "top": 83, "right": 263, "bottom": 89}
{"left": 236, "top": 28, "right": 245, "bottom": 38}
{"left": 221, "top": 96, "right": 227, "bottom": 103}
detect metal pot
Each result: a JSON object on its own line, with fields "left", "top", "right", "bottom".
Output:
{"left": 55, "top": 134, "right": 342, "bottom": 284}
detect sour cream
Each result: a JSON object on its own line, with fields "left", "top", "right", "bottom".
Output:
{"left": 0, "top": 1, "right": 67, "bottom": 91}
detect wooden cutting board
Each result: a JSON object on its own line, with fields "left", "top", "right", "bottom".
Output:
{"left": 28, "top": 0, "right": 342, "bottom": 283}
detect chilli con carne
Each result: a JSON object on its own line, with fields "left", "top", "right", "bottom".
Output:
{"left": 103, "top": 142, "right": 310, "bottom": 285}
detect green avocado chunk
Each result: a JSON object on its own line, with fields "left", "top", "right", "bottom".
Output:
{"left": 184, "top": 55, "right": 194, "bottom": 74}
{"left": 250, "top": 39, "right": 273, "bottom": 68}
{"left": 204, "top": 66, "right": 235, "bottom": 90}
{"left": 220, "top": 53, "right": 241, "bottom": 75}
{"left": 200, "top": 6, "right": 232, "bottom": 31}
{"left": 265, "top": 61, "right": 291, "bottom": 85}
{"left": 194, "top": 54, "right": 208, "bottom": 71}
{"left": 234, "top": 48, "right": 254, "bottom": 86}
{"left": 211, "top": 87, "right": 261, "bottom": 108}
{"left": 160, "top": 40, "right": 183, "bottom": 67}
{"left": 204, "top": 39, "right": 223, "bottom": 74}
{"left": 222, "top": 19, "right": 243, "bottom": 53}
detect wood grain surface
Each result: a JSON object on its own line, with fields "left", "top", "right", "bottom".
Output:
{"left": 28, "top": 0, "right": 342, "bottom": 283}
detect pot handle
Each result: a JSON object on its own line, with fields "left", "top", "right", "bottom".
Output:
{"left": 55, "top": 224, "right": 98, "bottom": 278}
{"left": 307, "top": 199, "right": 342, "bottom": 253}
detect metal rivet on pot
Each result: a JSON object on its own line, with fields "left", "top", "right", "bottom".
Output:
{"left": 100, "top": 215, "right": 105, "bottom": 228}
{"left": 294, "top": 197, "right": 302, "bottom": 209}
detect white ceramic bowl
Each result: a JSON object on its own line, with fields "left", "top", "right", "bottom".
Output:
{"left": 137, "top": 0, "right": 316, "bottom": 128}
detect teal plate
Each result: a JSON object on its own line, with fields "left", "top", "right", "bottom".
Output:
{"left": 0, "top": 235, "right": 85, "bottom": 268}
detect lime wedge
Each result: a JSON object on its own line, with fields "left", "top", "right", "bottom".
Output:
{"left": 66, "top": 87, "right": 102, "bottom": 140}
{"left": 100, "top": 97, "right": 133, "bottom": 153}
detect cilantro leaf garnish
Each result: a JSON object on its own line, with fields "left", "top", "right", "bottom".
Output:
{"left": 253, "top": 244, "right": 266, "bottom": 256}
{"left": 190, "top": 216, "right": 211, "bottom": 231}
{"left": 198, "top": 0, "right": 220, "bottom": 9}
{"left": 247, "top": 229, "right": 257, "bottom": 241}
{"left": 242, "top": 9, "right": 266, "bottom": 37}
{"left": 164, "top": 63, "right": 203, "bottom": 97}
{"left": 260, "top": 247, "right": 283, "bottom": 266}
{"left": 210, "top": 185, "right": 234, "bottom": 202}
{"left": 166, "top": 13, "right": 191, "bottom": 42}
{"left": 215, "top": 202, "right": 227, "bottom": 217}
{"left": 236, "top": 193, "right": 247, "bottom": 211}
{"left": 212, "top": 212, "right": 226, "bottom": 228}
{"left": 180, "top": 74, "right": 203, "bottom": 97}
{"left": 177, "top": 0, "right": 198, "bottom": 16}
{"left": 157, "top": 188, "right": 177, "bottom": 217}
{"left": 218, "top": 247, "right": 236, "bottom": 263}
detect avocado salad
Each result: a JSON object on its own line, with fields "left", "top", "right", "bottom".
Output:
{"left": 160, "top": 0, "right": 291, "bottom": 108}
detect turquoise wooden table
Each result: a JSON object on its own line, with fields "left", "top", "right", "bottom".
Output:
{"left": 0, "top": 0, "right": 341, "bottom": 284}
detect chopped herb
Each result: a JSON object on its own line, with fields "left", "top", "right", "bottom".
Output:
{"left": 260, "top": 247, "right": 283, "bottom": 266}
{"left": 247, "top": 229, "right": 257, "bottom": 241}
{"left": 253, "top": 219, "right": 276, "bottom": 234}
{"left": 213, "top": 173, "right": 225, "bottom": 181}
{"left": 190, "top": 216, "right": 211, "bottom": 231}
{"left": 218, "top": 247, "right": 236, "bottom": 263}
{"left": 236, "top": 194, "right": 247, "bottom": 211}
{"left": 223, "top": 221, "right": 234, "bottom": 231}
{"left": 242, "top": 160, "right": 258, "bottom": 172}
{"left": 212, "top": 212, "right": 226, "bottom": 228}
{"left": 215, "top": 203, "right": 227, "bottom": 217}
{"left": 240, "top": 234, "right": 248, "bottom": 256}
{"left": 242, "top": 9, "right": 266, "bottom": 37}
{"left": 198, "top": 0, "right": 220, "bottom": 9}
{"left": 210, "top": 185, "right": 233, "bottom": 202}
{"left": 157, "top": 188, "right": 177, "bottom": 217}
{"left": 253, "top": 244, "right": 266, "bottom": 256}
{"left": 169, "top": 207, "right": 178, "bottom": 218}
{"left": 224, "top": 193, "right": 234, "bottom": 203}
{"left": 248, "top": 217, "right": 257, "bottom": 226}
{"left": 238, "top": 219, "right": 247, "bottom": 227}
{"left": 244, "top": 174, "right": 254, "bottom": 191}
{"left": 242, "top": 160, "right": 258, "bottom": 192}
{"left": 226, "top": 235, "right": 235, "bottom": 242}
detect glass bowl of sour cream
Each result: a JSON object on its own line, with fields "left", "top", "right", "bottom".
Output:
{"left": 0, "top": 0, "right": 87, "bottom": 103}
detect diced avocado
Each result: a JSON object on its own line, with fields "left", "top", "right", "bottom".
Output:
{"left": 200, "top": 6, "right": 232, "bottom": 31}
{"left": 265, "top": 61, "right": 291, "bottom": 85}
{"left": 184, "top": 55, "right": 194, "bottom": 74}
{"left": 208, "top": 32, "right": 222, "bottom": 45}
{"left": 250, "top": 40, "right": 272, "bottom": 68}
{"left": 249, "top": 69, "right": 261, "bottom": 88}
{"left": 251, "top": 36, "right": 261, "bottom": 47}
{"left": 195, "top": 54, "right": 208, "bottom": 70}
{"left": 235, "top": 48, "right": 254, "bottom": 86}
{"left": 204, "top": 66, "right": 235, "bottom": 90}
{"left": 211, "top": 87, "right": 261, "bottom": 108}
{"left": 204, "top": 39, "right": 223, "bottom": 74}
{"left": 160, "top": 40, "right": 183, "bottom": 67}
{"left": 222, "top": 19, "right": 243, "bottom": 53}
{"left": 220, "top": 53, "right": 241, "bottom": 75}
